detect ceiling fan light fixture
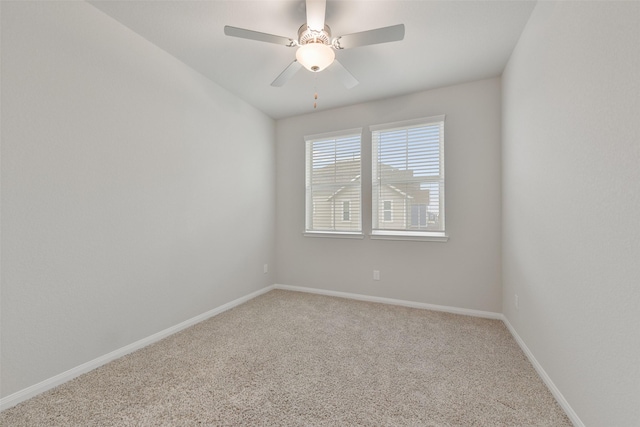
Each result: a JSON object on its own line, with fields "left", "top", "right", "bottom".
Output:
{"left": 296, "top": 43, "right": 335, "bottom": 72}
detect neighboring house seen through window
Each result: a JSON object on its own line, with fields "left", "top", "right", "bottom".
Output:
{"left": 371, "top": 116, "right": 446, "bottom": 240}
{"left": 305, "top": 129, "right": 362, "bottom": 235}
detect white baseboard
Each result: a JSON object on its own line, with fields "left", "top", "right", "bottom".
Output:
{"left": 0, "top": 285, "right": 275, "bottom": 412}
{"left": 273, "top": 284, "right": 503, "bottom": 319}
{"left": 501, "top": 316, "right": 584, "bottom": 427}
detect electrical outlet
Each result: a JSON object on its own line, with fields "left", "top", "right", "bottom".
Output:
{"left": 373, "top": 270, "right": 380, "bottom": 281}
{"left": 263, "top": 264, "right": 268, "bottom": 274}
{"left": 515, "top": 294, "right": 519, "bottom": 310}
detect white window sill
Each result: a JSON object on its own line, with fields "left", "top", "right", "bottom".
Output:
{"left": 370, "top": 231, "right": 449, "bottom": 242}
{"left": 303, "top": 231, "right": 364, "bottom": 239}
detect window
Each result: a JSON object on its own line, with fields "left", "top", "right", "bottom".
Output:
{"left": 342, "top": 201, "right": 350, "bottom": 221}
{"left": 411, "top": 204, "right": 427, "bottom": 227}
{"left": 383, "top": 200, "right": 392, "bottom": 222}
{"left": 305, "top": 128, "right": 362, "bottom": 235}
{"left": 371, "top": 116, "right": 446, "bottom": 240}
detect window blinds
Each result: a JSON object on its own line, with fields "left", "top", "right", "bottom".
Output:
{"left": 305, "top": 129, "right": 362, "bottom": 233}
{"left": 371, "top": 116, "right": 445, "bottom": 234}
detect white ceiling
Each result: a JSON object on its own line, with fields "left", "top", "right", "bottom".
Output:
{"left": 89, "top": 0, "right": 536, "bottom": 119}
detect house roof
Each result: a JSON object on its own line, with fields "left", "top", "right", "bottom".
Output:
{"left": 314, "top": 160, "right": 428, "bottom": 202}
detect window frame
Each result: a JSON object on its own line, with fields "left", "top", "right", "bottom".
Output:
{"left": 370, "top": 115, "right": 448, "bottom": 242}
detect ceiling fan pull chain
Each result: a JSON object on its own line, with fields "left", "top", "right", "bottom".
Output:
{"left": 313, "top": 74, "right": 318, "bottom": 109}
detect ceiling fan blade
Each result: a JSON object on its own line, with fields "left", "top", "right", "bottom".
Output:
{"left": 329, "top": 59, "right": 359, "bottom": 89}
{"left": 271, "top": 60, "right": 303, "bottom": 87}
{"left": 333, "top": 24, "right": 405, "bottom": 49}
{"left": 306, "top": 0, "right": 326, "bottom": 31}
{"left": 224, "top": 26, "right": 296, "bottom": 47}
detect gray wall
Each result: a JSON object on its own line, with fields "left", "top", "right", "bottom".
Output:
{"left": 502, "top": 2, "right": 640, "bottom": 425}
{"left": 0, "top": 1, "right": 276, "bottom": 398}
{"left": 276, "top": 78, "right": 502, "bottom": 312}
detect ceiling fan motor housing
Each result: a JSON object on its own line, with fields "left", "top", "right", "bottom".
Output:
{"left": 298, "top": 24, "right": 332, "bottom": 46}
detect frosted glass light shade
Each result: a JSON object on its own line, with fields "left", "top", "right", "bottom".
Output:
{"left": 296, "top": 43, "right": 335, "bottom": 72}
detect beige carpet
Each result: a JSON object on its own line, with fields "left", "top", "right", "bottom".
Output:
{"left": 1, "top": 290, "right": 572, "bottom": 426}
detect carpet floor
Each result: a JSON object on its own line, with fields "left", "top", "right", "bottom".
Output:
{"left": 0, "top": 289, "right": 572, "bottom": 426}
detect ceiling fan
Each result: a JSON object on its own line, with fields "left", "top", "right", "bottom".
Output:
{"left": 224, "top": 0, "right": 405, "bottom": 88}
